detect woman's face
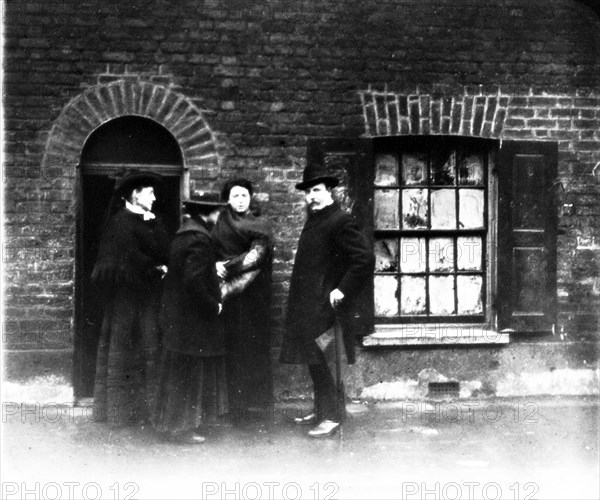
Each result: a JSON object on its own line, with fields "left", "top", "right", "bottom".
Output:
{"left": 228, "top": 185, "right": 251, "bottom": 214}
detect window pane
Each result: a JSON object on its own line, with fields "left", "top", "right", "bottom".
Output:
{"left": 371, "top": 141, "right": 489, "bottom": 322}
{"left": 401, "top": 152, "right": 427, "bottom": 185}
{"left": 458, "top": 152, "right": 484, "bottom": 185}
{"left": 401, "top": 189, "right": 428, "bottom": 229}
{"left": 374, "top": 189, "right": 400, "bottom": 229}
{"left": 375, "top": 239, "right": 398, "bottom": 272}
{"left": 457, "top": 275, "right": 483, "bottom": 314}
{"left": 430, "top": 189, "right": 456, "bottom": 229}
{"left": 400, "top": 237, "right": 426, "bottom": 273}
{"left": 375, "top": 153, "right": 399, "bottom": 186}
{"left": 459, "top": 189, "right": 484, "bottom": 229}
{"left": 374, "top": 276, "right": 398, "bottom": 316}
{"left": 429, "top": 276, "right": 455, "bottom": 315}
{"left": 430, "top": 149, "right": 455, "bottom": 185}
{"left": 400, "top": 276, "right": 426, "bottom": 315}
{"left": 429, "top": 237, "right": 454, "bottom": 272}
{"left": 457, "top": 236, "right": 482, "bottom": 271}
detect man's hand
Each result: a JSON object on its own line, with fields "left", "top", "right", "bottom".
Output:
{"left": 155, "top": 265, "right": 168, "bottom": 278}
{"left": 329, "top": 288, "right": 344, "bottom": 309}
{"left": 218, "top": 303, "right": 223, "bottom": 315}
{"left": 216, "top": 261, "right": 228, "bottom": 279}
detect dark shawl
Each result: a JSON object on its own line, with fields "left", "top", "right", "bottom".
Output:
{"left": 212, "top": 207, "right": 273, "bottom": 291}
{"left": 91, "top": 208, "right": 170, "bottom": 291}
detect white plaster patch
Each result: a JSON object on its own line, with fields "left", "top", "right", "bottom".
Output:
{"left": 459, "top": 380, "right": 483, "bottom": 398}
{"left": 2, "top": 375, "right": 73, "bottom": 405}
{"left": 360, "top": 379, "right": 421, "bottom": 400}
{"left": 496, "top": 368, "right": 600, "bottom": 397}
{"left": 576, "top": 236, "right": 600, "bottom": 250}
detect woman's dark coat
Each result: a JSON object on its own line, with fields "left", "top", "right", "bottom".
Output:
{"left": 280, "top": 202, "right": 374, "bottom": 365}
{"left": 160, "top": 217, "right": 225, "bottom": 357}
{"left": 91, "top": 207, "right": 170, "bottom": 424}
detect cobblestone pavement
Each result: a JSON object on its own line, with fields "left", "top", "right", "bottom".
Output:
{"left": 2, "top": 396, "right": 598, "bottom": 499}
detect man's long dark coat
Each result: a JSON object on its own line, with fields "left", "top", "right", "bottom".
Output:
{"left": 280, "top": 202, "right": 374, "bottom": 365}
{"left": 159, "top": 217, "right": 225, "bottom": 357}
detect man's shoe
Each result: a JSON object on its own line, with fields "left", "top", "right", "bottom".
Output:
{"left": 179, "top": 433, "right": 205, "bottom": 444}
{"left": 187, "top": 434, "right": 206, "bottom": 444}
{"left": 165, "top": 431, "right": 206, "bottom": 444}
{"left": 308, "top": 420, "right": 339, "bottom": 438}
{"left": 294, "top": 413, "right": 317, "bottom": 425}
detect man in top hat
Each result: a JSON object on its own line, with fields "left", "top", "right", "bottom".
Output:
{"left": 152, "top": 191, "right": 229, "bottom": 443}
{"left": 280, "top": 162, "right": 374, "bottom": 437}
{"left": 91, "top": 169, "right": 170, "bottom": 425}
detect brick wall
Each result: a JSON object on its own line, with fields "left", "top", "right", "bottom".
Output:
{"left": 3, "top": 0, "right": 599, "bottom": 381}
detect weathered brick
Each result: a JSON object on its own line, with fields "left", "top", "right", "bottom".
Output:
{"left": 1, "top": 0, "right": 599, "bottom": 386}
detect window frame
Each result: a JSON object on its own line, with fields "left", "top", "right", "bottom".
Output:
{"left": 371, "top": 136, "right": 498, "bottom": 328}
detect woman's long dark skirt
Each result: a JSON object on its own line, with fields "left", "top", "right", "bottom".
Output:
{"left": 152, "top": 350, "right": 228, "bottom": 434}
{"left": 93, "top": 286, "right": 161, "bottom": 425}
{"left": 223, "top": 271, "right": 272, "bottom": 412}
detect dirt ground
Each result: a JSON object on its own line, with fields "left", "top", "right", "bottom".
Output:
{"left": 2, "top": 396, "right": 598, "bottom": 499}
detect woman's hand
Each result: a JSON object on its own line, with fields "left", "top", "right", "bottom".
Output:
{"left": 329, "top": 288, "right": 344, "bottom": 309}
{"left": 216, "top": 261, "right": 228, "bottom": 279}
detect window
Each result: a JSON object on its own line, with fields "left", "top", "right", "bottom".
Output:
{"left": 372, "top": 138, "right": 491, "bottom": 323}
{"left": 308, "top": 136, "right": 557, "bottom": 343}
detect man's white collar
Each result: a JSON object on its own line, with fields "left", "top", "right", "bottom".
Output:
{"left": 126, "top": 201, "right": 155, "bottom": 221}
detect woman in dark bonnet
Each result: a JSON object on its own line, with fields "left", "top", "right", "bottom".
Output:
{"left": 91, "top": 170, "right": 170, "bottom": 425}
{"left": 211, "top": 178, "right": 274, "bottom": 415}
{"left": 152, "top": 192, "right": 228, "bottom": 444}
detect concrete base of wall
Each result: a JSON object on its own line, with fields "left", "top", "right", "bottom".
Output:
{"left": 274, "top": 340, "right": 600, "bottom": 400}
{"left": 3, "top": 349, "right": 73, "bottom": 382}
{"left": 2, "top": 349, "right": 74, "bottom": 405}
{"left": 4, "top": 341, "right": 599, "bottom": 403}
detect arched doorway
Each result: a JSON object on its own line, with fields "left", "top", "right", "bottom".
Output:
{"left": 73, "top": 116, "right": 184, "bottom": 399}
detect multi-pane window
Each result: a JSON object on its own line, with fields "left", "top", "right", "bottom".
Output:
{"left": 373, "top": 141, "right": 490, "bottom": 323}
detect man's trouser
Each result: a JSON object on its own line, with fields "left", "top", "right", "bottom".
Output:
{"left": 308, "top": 349, "right": 340, "bottom": 422}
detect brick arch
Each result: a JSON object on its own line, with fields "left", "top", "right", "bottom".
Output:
{"left": 42, "top": 79, "right": 220, "bottom": 175}
{"left": 358, "top": 88, "right": 511, "bottom": 138}
{"left": 40, "top": 80, "right": 221, "bottom": 308}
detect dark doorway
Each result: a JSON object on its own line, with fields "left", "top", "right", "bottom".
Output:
{"left": 73, "top": 116, "right": 184, "bottom": 399}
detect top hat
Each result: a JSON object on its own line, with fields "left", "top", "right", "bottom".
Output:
{"left": 183, "top": 190, "right": 228, "bottom": 209}
{"left": 114, "top": 169, "right": 162, "bottom": 196}
{"left": 295, "top": 163, "right": 340, "bottom": 190}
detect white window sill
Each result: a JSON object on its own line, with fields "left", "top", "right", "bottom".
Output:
{"left": 362, "top": 324, "right": 510, "bottom": 346}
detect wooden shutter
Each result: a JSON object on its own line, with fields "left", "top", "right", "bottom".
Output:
{"left": 497, "top": 140, "right": 558, "bottom": 333}
{"left": 307, "top": 138, "right": 374, "bottom": 337}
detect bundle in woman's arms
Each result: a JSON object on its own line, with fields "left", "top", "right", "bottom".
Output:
{"left": 220, "top": 268, "right": 260, "bottom": 301}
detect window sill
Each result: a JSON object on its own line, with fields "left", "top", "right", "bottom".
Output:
{"left": 362, "top": 324, "right": 510, "bottom": 346}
